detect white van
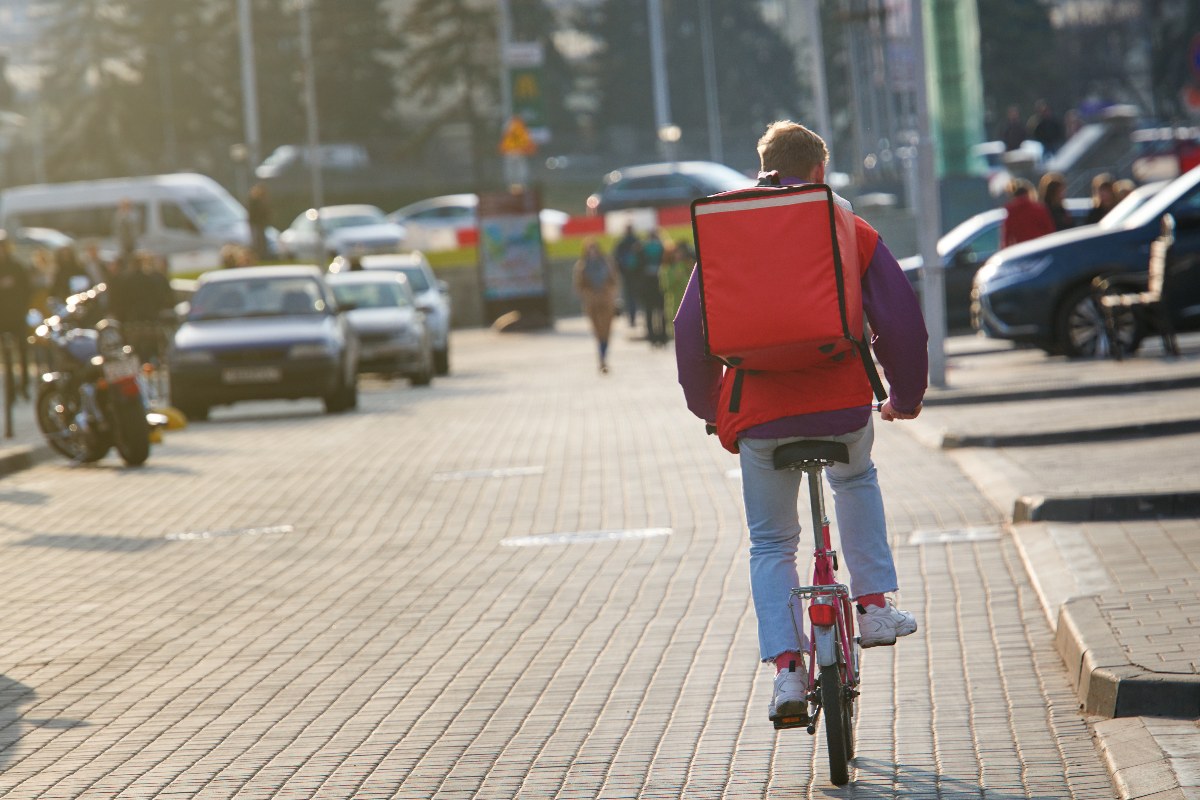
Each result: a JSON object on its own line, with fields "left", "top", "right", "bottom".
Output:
{"left": 0, "top": 173, "right": 256, "bottom": 274}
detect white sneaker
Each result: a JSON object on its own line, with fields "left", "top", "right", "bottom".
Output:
{"left": 858, "top": 599, "right": 918, "bottom": 648}
{"left": 769, "top": 662, "right": 809, "bottom": 722}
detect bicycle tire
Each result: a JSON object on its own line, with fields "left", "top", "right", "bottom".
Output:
{"left": 820, "top": 664, "right": 851, "bottom": 786}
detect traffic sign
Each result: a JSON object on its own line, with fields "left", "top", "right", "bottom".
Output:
{"left": 499, "top": 117, "right": 537, "bottom": 156}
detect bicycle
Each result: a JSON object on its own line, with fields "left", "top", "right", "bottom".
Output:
{"left": 771, "top": 438, "right": 860, "bottom": 787}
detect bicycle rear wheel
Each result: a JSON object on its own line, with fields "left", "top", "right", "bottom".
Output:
{"left": 820, "top": 664, "right": 852, "bottom": 786}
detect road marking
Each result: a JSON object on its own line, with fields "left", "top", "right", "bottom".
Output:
{"left": 166, "top": 524, "right": 295, "bottom": 542}
{"left": 431, "top": 466, "right": 545, "bottom": 481}
{"left": 500, "top": 527, "right": 672, "bottom": 548}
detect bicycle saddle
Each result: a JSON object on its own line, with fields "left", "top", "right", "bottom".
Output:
{"left": 773, "top": 440, "right": 850, "bottom": 470}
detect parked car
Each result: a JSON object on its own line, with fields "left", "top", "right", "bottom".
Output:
{"left": 326, "top": 271, "right": 434, "bottom": 386}
{"left": 585, "top": 161, "right": 755, "bottom": 215}
{"left": 973, "top": 165, "right": 1200, "bottom": 357}
{"left": 168, "top": 266, "right": 358, "bottom": 419}
{"left": 387, "top": 193, "right": 569, "bottom": 249}
{"left": 0, "top": 173, "right": 271, "bottom": 273}
{"left": 332, "top": 251, "right": 452, "bottom": 375}
{"left": 901, "top": 198, "right": 1093, "bottom": 331}
{"left": 279, "top": 205, "right": 406, "bottom": 262}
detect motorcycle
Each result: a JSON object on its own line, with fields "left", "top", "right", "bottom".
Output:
{"left": 30, "top": 287, "right": 163, "bottom": 466}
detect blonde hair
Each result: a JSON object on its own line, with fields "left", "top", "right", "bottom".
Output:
{"left": 757, "top": 121, "right": 828, "bottom": 180}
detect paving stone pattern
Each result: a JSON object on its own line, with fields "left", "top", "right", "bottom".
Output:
{"left": 0, "top": 321, "right": 1114, "bottom": 798}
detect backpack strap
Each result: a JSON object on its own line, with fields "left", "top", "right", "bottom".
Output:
{"left": 854, "top": 336, "right": 888, "bottom": 403}
{"left": 728, "top": 368, "right": 746, "bottom": 413}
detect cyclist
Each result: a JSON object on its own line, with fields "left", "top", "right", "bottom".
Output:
{"left": 674, "top": 121, "right": 929, "bottom": 724}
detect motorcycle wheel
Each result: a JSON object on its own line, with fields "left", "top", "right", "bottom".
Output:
{"left": 112, "top": 394, "right": 151, "bottom": 467}
{"left": 35, "top": 382, "right": 109, "bottom": 463}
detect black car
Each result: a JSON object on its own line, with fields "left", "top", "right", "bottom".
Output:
{"left": 168, "top": 266, "right": 359, "bottom": 419}
{"left": 973, "top": 165, "right": 1200, "bottom": 356}
{"left": 585, "top": 161, "right": 754, "bottom": 215}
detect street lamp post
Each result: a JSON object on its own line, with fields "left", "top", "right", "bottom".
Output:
{"left": 911, "top": 0, "right": 947, "bottom": 387}
{"left": 647, "top": 0, "right": 675, "bottom": 162}
{"left": 296, "top": 0, "right": 324, "bottom": 263}
{"left": 237, "top": 0, "right": 262, "bottom": 172}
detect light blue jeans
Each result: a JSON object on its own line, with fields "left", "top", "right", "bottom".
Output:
{"left": 738, "top": 420, "right": 898, "bottom": 662}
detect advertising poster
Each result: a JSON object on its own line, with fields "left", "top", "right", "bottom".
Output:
{"left": 477, "top": 189, "right": 551, "bottom": 328}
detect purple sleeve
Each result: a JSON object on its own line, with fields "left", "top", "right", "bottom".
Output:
{"left": 673, "top": 268, "right": 722, "bottom": 422}
{"left": 862, "top": 241, "right": 929, "bottom": 413}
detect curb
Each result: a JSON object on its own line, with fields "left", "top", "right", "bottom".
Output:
{"left": 941, "top": 418, "right": 1200, "bottom": 449}
{"left": 0, "top": 442, "right": 53, "bottom": 479}
{"left": 1093, "top": 717, "right": 1200, "bottom": 800}
{"left": 1056, "top": 596, "right": 1200, "bottom": 719}
{"left": 1013, "top": 492, "right": 1200, "bottom": 523}
{"left": 924, "top": 372, "right": 1200, "bottom": 408}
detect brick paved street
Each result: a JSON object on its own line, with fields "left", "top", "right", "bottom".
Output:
{"left": 0, "top": 319, "right": 1115, "bottom": 798}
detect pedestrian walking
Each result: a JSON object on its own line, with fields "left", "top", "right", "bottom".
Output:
{"left": 79, "top": 240, "right": 109, "bottom": 287}
{"left": 1085, "top": 173, "right": 1118, "bottom": 225}
{"left": 247, "top": 183, "right": 272, "bottom": 262}
{"left": 1028, "top": 99, "right": 1065, "bottom": 156}
{"left": 640, "top": 229, "right": 668, "bottom": 347}
{"left": 660, "top": 237, "right": 694, "bottom": 323}
{"left": 998, "top": 105, "right": 1026, "bottom": 152}
{"left": 50, "top": 245, "right": 94, "bottom": 300}
{"left": 0, "top": 232, "right": 33, "bottom": 399}
{"left": 674, "top": 120, "right": 928, "bottom": 725}
{"left": 613, "top": 225, "right": 642, "bottom": 327}
{"left": 1038, "top": 172, "right": 1074, "bottom": 232}
{"left": 572, "top": 239, "right": 619, "bottom": 373}
{"left": 1001, "top": 179, "right": 1055, "bottom": 247}
{"left": 108, "top": 252, "right": 175, "bottom": 365}
{"left": 113, "top": 198, "right": 141, "bottom": 269}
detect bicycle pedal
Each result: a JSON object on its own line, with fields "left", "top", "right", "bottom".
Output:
{"left": 771, "top": 714, "right": 809, "bottom": 730}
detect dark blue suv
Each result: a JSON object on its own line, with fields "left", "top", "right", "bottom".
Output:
{"left": 973, "top": 165, "right": 1200, "bottom": 356}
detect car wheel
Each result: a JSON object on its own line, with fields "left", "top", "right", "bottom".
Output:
{"left": 324, "top": 371, "right": 358, "bottom": 413}
{"left": 434, "top": 346, "right": 450, "bottom": 376}
{"left": 1055, "top": 284, "right": 1141, "bottom": 358}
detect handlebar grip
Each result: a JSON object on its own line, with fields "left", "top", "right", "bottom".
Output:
{"left": 705, "top": 423, "right": 717, "bottom": 436}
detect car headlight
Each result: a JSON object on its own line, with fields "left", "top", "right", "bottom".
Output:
{"left": 171, "top": 349, "right": 215, "bottom": 365}
{"left": 291, "top": 342, "right": 335, "bottom": 358}
{"left": 983, "top": 255, "right": 1052, "bottom": 289}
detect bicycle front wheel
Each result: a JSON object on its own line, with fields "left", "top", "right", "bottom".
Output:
{"left": 820, "top": 664, "right": 853, "bottom": 786}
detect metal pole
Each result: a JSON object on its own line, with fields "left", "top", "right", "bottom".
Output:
{"left": 297, "top": 0, "right": 324, "bottom": 263}
{"left": 238, "top": 0, "right": 262, "bottom": 170}
{"left": 647, "top": 0, "right": 674, "bottom": 161}
{"left": 699, "top": 0, "right": 722, "bottom": 163}
{"left": 802, "top": 0, "right": 834, "bottom": 166}
{"left": 498, "top": 0, "right": 514, "bottom": 122}
{"left": 911, "top": 0, "right": 946, "bottom": 387}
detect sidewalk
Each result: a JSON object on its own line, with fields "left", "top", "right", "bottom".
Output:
{"left": 0, "top": 393, "right": 51, "bottom": 477}
{"left": 911, "top": 332, "right": 1200, "bottom": 800}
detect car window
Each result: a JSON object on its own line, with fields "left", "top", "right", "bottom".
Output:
{"left": 965, "top": 225, "right": 1001, "bottom": 260}
{"left": 323, "top": 212, "right": 385, "bottom": 230}
{"left": 190, "top": 277, "right": 326, "bottom": 319}
{"left": 333, "top": 281, "right": 410, "bottom": 309}
{"left": 618, "top": 175, "right": 671, "bottom": 191}
{"left": 396, "top": 266, "right": 431, "bottom": 292}
{"left": 290, "top": 214, "right": 316, "bottom": 233}
{"left": 13, "top": 203, "right": 148, "bottom": 239}
{"left": 1168, "top": 186, "right": 1200, "bottom": 222}
{"left": 161, "top": 202, "right": 199, "bottom": 233}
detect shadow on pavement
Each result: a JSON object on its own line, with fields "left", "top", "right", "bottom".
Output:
{"left": 0, "top": 676, "right": 88, "bottom": 768}
{"left": 849, "top": 757, "right": 1072, "bottom": 798}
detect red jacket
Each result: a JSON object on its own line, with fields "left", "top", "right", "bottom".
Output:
{"left": 1002, "top": 195, "right": 1056, "bottom": 247}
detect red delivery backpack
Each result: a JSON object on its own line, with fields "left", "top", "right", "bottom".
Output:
{"left": 690, "top": 179, "right": 886, "bottom": 400}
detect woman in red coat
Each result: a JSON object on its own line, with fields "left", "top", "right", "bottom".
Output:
{"left": 1001, "top": 179, "right": 1056, "bottom": 247}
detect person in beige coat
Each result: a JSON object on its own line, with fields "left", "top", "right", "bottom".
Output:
{"left": 573, "top": 238, "right": 619, "bottom": 373}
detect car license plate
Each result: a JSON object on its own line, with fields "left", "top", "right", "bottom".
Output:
{"left": 103, "top": 356, "right": 140, "bottom": 383}
{"left": 222, "top": 366, "right": 283, "bottom": 384}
